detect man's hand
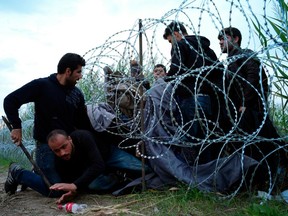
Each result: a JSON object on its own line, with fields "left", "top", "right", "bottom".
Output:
{"left": 50, "top": 183, "right": 77, "bottom": 192}
{"left": 239, "top": 106, "right": 246, "bottom": 113}
{"left": 50, "top": 183, "right": 78, "bottom": 204}
{"left": 11, "top": 129, "right": 22, "bottom": 146}
{"left": 56, "top": 191, "right": 77, "bottom": 204}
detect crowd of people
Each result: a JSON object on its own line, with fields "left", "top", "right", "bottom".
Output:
{"left": 3, "top": 21, "right": 287, "bottom": 203}
{"left": 143, "top": 22, "right": 287, "bottom": 192}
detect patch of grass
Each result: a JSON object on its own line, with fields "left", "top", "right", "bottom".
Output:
{"left": 108, "top": 185, "right": 288, "bottom": 216}
{"left": 237, "top": 201, "right": 288, "bottom": 216}
{"left": 0, "top": 157, "right": 10, "bottom": 173}
{"left": 0, "top": 158, "right": 286, "bottom": 215}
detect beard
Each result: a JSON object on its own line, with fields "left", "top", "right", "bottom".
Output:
{"left": 61, "top": 154, "right": 71, "bottom": 160}
{"left": 66, "top": 77, "right": 77, "bottom": 87}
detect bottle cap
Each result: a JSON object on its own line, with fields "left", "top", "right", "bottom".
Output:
{"left": 65, "top": 203, "right": 75, "bottom": 212}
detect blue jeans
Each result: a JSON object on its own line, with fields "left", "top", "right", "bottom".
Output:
{"left": 15, "top": 142, "right": 65, "bottom": 197}
{"left": 35, "top": 142, "right": 62, "bottom": 184}
{"left": 176, "top": 94, "right": 213, "bottom": 164}
{"left": 88, "top": 145, "right": 150, "bottom": 191}
{"left": 106, "top": 145, "right": 148, "bottom": 172}
{"left": 177, "top": 94, "right": 212, "bottom": 141}
{"left": 16, "top": 170, "right": 62, "bottom": 197}
{"left": 15, "top": 145, "right": 148, "bottom": 196}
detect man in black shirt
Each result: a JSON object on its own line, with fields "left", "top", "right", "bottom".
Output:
{"left": 163, "top": 21, "right": 220, "bottom": 164}
{"left": 3, "top": 53, "right": 91, "bottom": 184}
{"left": 218, "top": 27, "right": 287, "bottom": 184}
{"left": 4, "top": 129, "right": 116, "bottom": 204}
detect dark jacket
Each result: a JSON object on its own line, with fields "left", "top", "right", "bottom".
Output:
{"left": 226, "top": 48, "right": 268, "bottom": 111}
{"left": 3, "top": 74, "right": 91, "bottom": 142}
{"left": 167, "top": 35, "right": 219, "bottom": 97}
{"left": 55, "top": 130, "right": 105, "bottom": 191}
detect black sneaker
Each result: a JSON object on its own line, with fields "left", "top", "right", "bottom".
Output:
{"left": 4, "top": 163, "right": 23, "bottom": 194}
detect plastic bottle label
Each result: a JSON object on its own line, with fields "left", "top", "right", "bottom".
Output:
{"left": 65, "top": 203, "right": 74, "bottom": 212}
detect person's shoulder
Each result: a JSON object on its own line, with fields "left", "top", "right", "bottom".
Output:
{"left": 33, "top": 74, "right": 56, "bottom": 83}
{"left": 184, "top": 35, "right": 212, "bottom": 48}
{"left": 71, "top": 129, "right": 93, "bottom": 138}
{"left": 46, "top": 74, "right": 62, "bottom": 86}
{"left": 181, "top": 35, "right": 197, "bottom": 43}
{"left": 232, "top": 49, "right": 260, "bottom": 68}
{"left": 186, "top": 34, "right": 210, "bottom": 41}
{"left": 242, "top": 48, "right": 256, "bottom": 56}
{"left": 241, "top": 49, "right": 261, "bottom": 62}
{"left": 71, "top": 130, "right": 96, "bottom": 149}
{"left": 23, "top": 75, "right": 52, "bottom": 87}
{"left": 231, "top": 48, "right": 248, "bottom": 60}
{"left": 177, "top": 36, "right": 196, "bottom": 50}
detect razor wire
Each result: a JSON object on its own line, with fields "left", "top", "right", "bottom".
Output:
{"left": 82, "top": 0, "right": 288, "bottom": 197}
{"left": 0, "top": 0, "right": 284, "bottom": 199}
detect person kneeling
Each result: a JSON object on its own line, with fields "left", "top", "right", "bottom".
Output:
{"left": 4, "top": 129, "right": 120, "bottom": 204}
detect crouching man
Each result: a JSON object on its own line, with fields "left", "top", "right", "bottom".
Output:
{"left": 4, "top": 129, "right": 118, "bottom": 204}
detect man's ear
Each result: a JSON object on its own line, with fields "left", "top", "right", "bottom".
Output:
{"left": 65, "top": 68, "right": 72, "bottom": 76}
{"left": 234, "top": 36, "right": 240, "bottom": 44}
{"left": 174, "top": 31, "right": 182, "bottom": 40}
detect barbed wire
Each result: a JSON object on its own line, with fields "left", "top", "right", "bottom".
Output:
{"left": 82, "top": 0, "right": 288, "bottom": 197}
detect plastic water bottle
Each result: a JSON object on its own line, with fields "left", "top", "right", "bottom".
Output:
{"left": 58, "top": 203, "right": 88, "bottom": 214}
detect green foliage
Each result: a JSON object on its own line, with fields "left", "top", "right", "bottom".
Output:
{"left": 0, "top": 103, "right": 35, "bottom": 169}
{"left": 0, "top": 157, "right": 10, "bottom": 169}
{"left": 105, "top": 186, "right": 287, "bottom": 216}
{"left": 78, "top": 68, "right": 107, "bottom": 103}
{"left": 242, "top": 202, "right": 288, "bottom": 216}
{"left": 252, "top": 0, "right": 288, "bottom": 110}
{"left": 270, "top": 104, "right": 288, "bottom": 138}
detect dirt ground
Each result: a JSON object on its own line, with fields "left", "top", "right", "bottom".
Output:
{"left": 0, "top": 166, "right": 145, "bottom": 216}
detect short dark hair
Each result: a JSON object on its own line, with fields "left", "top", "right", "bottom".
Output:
{"left": 47, "top": 129, "right": 68, "bottom": 142}
{"left": 218, "top": 27, "right": 242, "bottom": 46}
{"left": 154, "top": 64, "right": 166, "bottom": 73}
{"left": 163, "top": 21, "right": 188, "bottom": 39}
{"left": 57, "top": 53, "right": 86, "bottom": 74}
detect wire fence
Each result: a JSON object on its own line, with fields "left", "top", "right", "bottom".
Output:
{"left": 1, "top": 0, "right": 287, "bottom": 198}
